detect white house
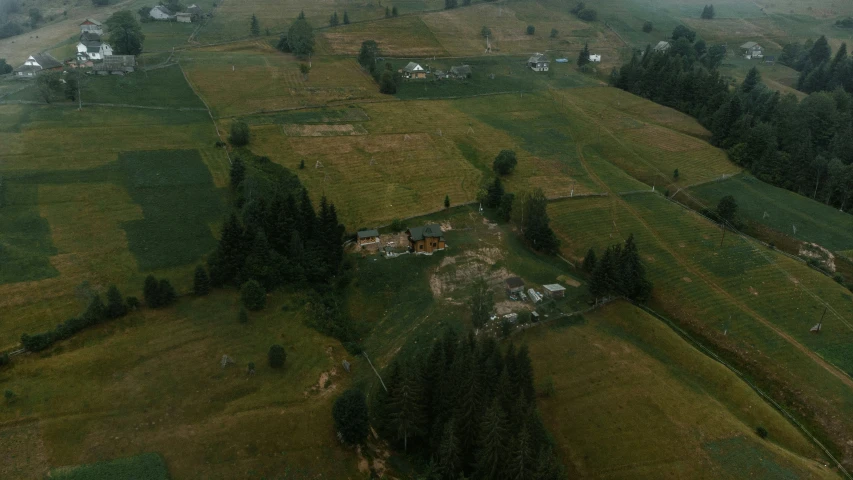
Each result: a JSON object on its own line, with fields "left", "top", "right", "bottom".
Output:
{"left": 176, "top": 12, "right": 192, "bottom": 23}
{"left": 400, "top": 62, "right": 426, "bottom": 79}
{"left": 79, "top": 18, "right": 103, "bottom": 36}
{"left": 150, "top": 5, "right": 175, "bottom": 20}
{"left": 741, "top": 41, "right": 764, "bottom": 60}
{"left": 589, "top": 54, "right": 602, "bottom": 62}
{"left": 653, "top": 41, "right": 671, "bottom": 53}
{"left": 13, "top": 53, "right": 62, "bottom": 77}
{"left": 76, "top": 40, "right": 113, "bottom": 61}
{"left": 528, "top": 53, "right": 549, "bottom": 72}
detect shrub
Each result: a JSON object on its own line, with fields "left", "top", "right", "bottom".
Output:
{"left": 390, "top": 218, "right": 404, "bottom": 232}
{"left": 229, "top": 120, "right": 250, "bottom": 146}
{"left": 106, "top": 285, "right": 128, "bottom": 319}
{"left": 193, "top": 265, "right": 211, "bottom": 296}
{"left": 538, "top": 376, "right": 556, "bottom": 397}
{"left": 333, "top": 389, "right": 370, "bottom": 444}
{"left": 526, "top": 25, "right": 535, "bottom": 35}
{"left": 578, "top": 9, "right": 597, "bottom": 21}
{"left": 493, "top": 149, "right": 518, "bottom": 175}
{"left": 126, "top": 296, "right": 140, "bottom": 310}
{"left": 755, "top": 426, "right": 768, "bottom": 439}
{"left": 550, "top": 28, "right": 558, "bottom": 38}
{"left": 268, "top": 344, "right": 286, "bottom": 368}
{"left": 4, "top": 390, "right": 15, "bottom": 403}
{"left": 642, "top": 21, "right": 653, "bottom": 33}
{"left": 0, "top": 353, "right": 10, "bottom": 367}
{"left": 241, "top": 280, "right": 266, "bottom": 310}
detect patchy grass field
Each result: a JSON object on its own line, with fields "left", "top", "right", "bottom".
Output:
{"left": 0, "top": 103, "right": 228, "bottom": 348}
{"left": 49, "top": 453, "right": 169, "bottom": 480}
{"left": 522, "top": 301, "right": 838, "bottom": 480}
{"left": 549, "top": 193, "right": 853, "bottom": 465}
{"left": 319, "top": 15, "right": 447, "bottom": 56}
{"left": 686, "top": 174, "right": 853, "bottom": 253}
{"left": 179, "top": 41, "right": 385, "bottom": 117}
{"left": 0, "top": 291, "right": 361, "bottom": 479}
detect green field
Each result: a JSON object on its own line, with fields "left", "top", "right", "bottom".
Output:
{"left": 687, "top": 174, "right": 853, "bottom": 254}
{"left": 50, "top": 453, "right": 169, "bottom": 480}
{"left": 522, "top": 301, "right": 837, "bottom": 480}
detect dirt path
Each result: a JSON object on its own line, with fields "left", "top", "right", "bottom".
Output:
{"left": 557, "top": 90, "right": 853, "bottom": 391}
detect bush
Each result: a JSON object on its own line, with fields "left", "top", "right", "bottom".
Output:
{"left": 229, "top": 120, "right": 250, "bottom": 146}
{"left": 755, "top": 426, "right": 768, "bottom": 439}
{"left": 4, "top": 390, "right": 15, "bottom": 403}
{"left": 538, "top": 376, "right": 556, "bottom": 397}
{"left": 106, "top": 285, "right": 128, "bottom": 319}
{"left": 390, "top": 218, "right": 404, "bottom": 232}
{"left": 642, "top": 21, "right": 653, "bottom": 33}
{"left": 268, "top": 344, "right": 286, "bottom": 368}
{"left": 0, "top": 353, "right": 10, "bottom": 367}
{"left": 193, "top": 265, "right": 211, "bottom": 296}
{"left": 526, "top": 25, "right": 535, "bottom": 35}
{"left": 578, "top": 9, "right": 597, "bottom": 21}
{"left": 550, "top": 28, "right": 558, "bottom": 38}
{"left": 333, "top": 389, "right": 370, "bottom": 444}
{"left": 241, "top": 280, "right": 266, "bottom": 310}
{"left": 492, "top": 149, "right": 518, "bottom": 175}
{"left": 143, "top": 275, "right": 177, "bottom": 308}
{"left": 126, "top": 296, "right": 140, "bottom": 310}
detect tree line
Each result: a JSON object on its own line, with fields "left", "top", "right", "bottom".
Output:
{"left": 611, "top": 26, "right": 853, "bottom": 211}
{"left": 583, "top": 234, "right": 653, "bottom": 302}
{"left": 779, "top": 35, "right": 853, "bottom": 95}
{"left": 367, "top": 330, "right": 566, "bottom": 479}
{"left": 357, "top": 40, "right": 401, "bottom": 94}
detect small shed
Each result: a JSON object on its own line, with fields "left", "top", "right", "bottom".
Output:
{"left": 531, "top": 311, "right": 540, "bottom": 322}
{"left": 93, "top": 55, "right": 136, "bottom": 75}
{"left": 589, "top": 54, "right": 601, "bottom": 62}
{"left": 543, "top": 284, "right": 566, "bottom": 298}
{"left": 357, "top": 229, "right": 380, "bottom": 246}
{"left": 176, "top": 12, "right": 192, "bottom": 23}
{"left": 505, "top": 277, "right": 525, "bottom": 294}
{"left": 764, "top": 56, "right": 776, "bottom": 65}
{"left": 653, "top": 41, "right": 671, "bottom": 53}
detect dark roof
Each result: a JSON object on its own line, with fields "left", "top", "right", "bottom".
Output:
{"left": 357, "top": 229, "right": 379, "bottom": 238}
{"left": 741, "top": 41, "right": 760, "bottom": 49}
{"left": 152, "top": 5, "right": 174, "bottom": 15}
{"left": 528, "top": 53, "right": 548, "bottom": 63}
{"left": 408, "top": 224, "right": 444, "bottom": 241}
{"left": 32, "top": 53, "right": 62, "bottom": 69}
{"left": 80, "top": 32, "right": 101, "bottom": 42}
{"left": 450, "top": 65, "right": 472, "bottom": 76}
{"left": 505, "top": 277, "right": 524, "bottom": 288}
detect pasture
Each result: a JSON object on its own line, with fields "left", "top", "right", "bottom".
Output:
{"left": 0, "top": 103, "right": 228, "bottom": 348}
{"left": 522, "top": 301, "right": 837, "bottom": 480}
{"left": 686, "top": 174, "right": 853, "bottom": 253}
{"left": 0, "top": 290, "right": 360, "bottom": 479}
{"left": 49, "top": 453, "right": 169, "bottom": 480}
{"left": 548, "top": 193, "right": 853, "bottom": 464}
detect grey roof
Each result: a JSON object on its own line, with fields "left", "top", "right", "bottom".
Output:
{"left": 450, "top": 64, "right": 472, "bottom": 76}
{"left": 187, "top": 4, "right": 203, "bottom": 14}
{"left": 357, "top": 229, "right": 379, "bottom": 238}
{"left": 80, "top": 32, "right": 101, "bottom": 42}
{"left": 408, "top": 224, "right": 444, "bottom": 241}
{"left": 543, "top": 283, "right": 566, "bottom": 292}
{"left": 506, "top": 277, "right": 524, "bottom": 288}
{"left": 80, "top": 18, "right": 102, "bottom": 26}
{"left": 653, "top": 41, "right": 670, "bottom": 51}
{"left": 403, "top": 62, "right": 423, "bottom": 73}
{"left": 528, "top": 53, "right": 548, "bottom": 64}
{"left": 31, "top": 53, "right": 62, "bottom": 69}
{"left": 741, "top": 41, "right": 760, "bottom": 49}
{"left": 176, "top": 12, "right": 191, "bottom": 17}
{"left": 14, "top": 64, "right": 42, "bottom": 73}
{"left": 93, "top": 55, "right": 136, "bottom": 72}
{"left": 152, "top": 5, "right": 174, "bottom": 15}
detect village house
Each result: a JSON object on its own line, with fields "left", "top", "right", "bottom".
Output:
{"left": 741, "top": 41, "right": 764, "bottom": 59}
{"left": 653, "top": 41, "right": 671, "bottom": 53}
{"left": 357, "top": 229, "right": 380, "bottom": 246}
{"left": 150, "top": 5, "right": 175, "bottom": 20}
{"left": 93, "top": 55, "right": 137, "bottom": 75}
{"left": 589, "top": 54, "right": 602, "bottom": 62}
{"left": 76, "top": 37, "right": 113, "bottom": 61}
{"left": 13, "top": 53, "right": 62, "bottom": 78}
{"left": 450, "top": 64, "right": 472, "bottom": 79}
{"left": 528, "top": 53, "right": 549, "bottom": 72}
{"left": 401, "top": 62, "right": 426, "bottom": 79}
{"left": 79, "top": 18, "right": 103, "bottom": 36}
{"left": 407, "top": 224, "right": 446, "bottom": 254}
{"left": 176, "top": 12, "right": 192, "bottom": 23}
{"left": 543, "top": 283, "right": 566, "bottom": 299}
{"left": 505, "top": 277, "right": 525, "bottom": 295}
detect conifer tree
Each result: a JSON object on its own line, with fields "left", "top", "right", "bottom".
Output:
{"left": 229, "top": 157, "right": 245, "bottom": 189}
{"left": 105, "top": 285, "right": 128, "bottom": 319}
{"left": 486, "top": 177, "right": 504, "bottom": 208}
{"left": 385, "top": 6, "right": 391, "bottom": 17}
{"left": 506, "top": 424, "right": 535, "bottom": 480}
{"left": 343, "top": 11, "right": 349, "bottom": 24}
{"left": 577, "top": 42, "right": 591, "bottom": 67}
{"left": 143, "top": 275, "right": 160, "bottom": 307}
{"left": 84, "top": 294, "right": 107, "bottom": 323}
{"left": 250, "top": 14, "right": 260, "bottom": 36}
{"left": 533, "top": 447, "right": 566, "bottom": 480}
{"left": 582, "top": 248, "right": 597, "bottom": 272}
{"left": 436, "top": 419, "right": 462, "bottom": 479}
{"left": 521, "top": 189, "right": 560, "bottom": 254}
{"left": 392, "top": 6, "right": 399, "bottom": 15}
{"left": 193, "top": 265, "right": 211, "bottom": 296}
{"left": 208, "top": 213, "right": 245, "bottom": 286}
{"left": 741, "top": 67, "right": 761, "bottom": 93}
{"left": 617, "top": 234, "right": 653, "bottom": 302}
{"left": 329, "top": 11, "right": 339, "bottom": 27}
{"left": 157, "top": 279, "right": 177, "bottom": 306}
{"left": 514, "top": 345, "right": 536, "bottom": 403}
{"left": 475, "top": 399, "right": 507, "bottom": 479}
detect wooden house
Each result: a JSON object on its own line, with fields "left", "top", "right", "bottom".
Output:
{"left": 450, "top": 64, "right": 472, "bottom": 79}
{"left": 407, "top": 224, "right": 446, "bottom": 253}
{"left": 150, "top": 5, "right": 175, "bottom": 20}
{"left": 176, "top": 12, "right": 192, "bottom": 23}
{"left": 93, "top": 55, "right": 137, "bottom": 75}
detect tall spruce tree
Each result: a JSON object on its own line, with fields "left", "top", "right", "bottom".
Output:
{"left": 389, "top": 367, "right": 426, "bottom": 451}
{"left": 582, "top": 248, "right": 597, "bottom": 272}
{"left": 521, "top": 189, "right": 560, "bottom": 254}
{"left": 208, "top": 213, "right": 245, "bottom": 286}
{"left": 436, "top": 419, "right": 462, "bottom": 479}
{"left": 105, "top": 285, "right": 127, "bottom": 319}
{"left": 476, "top": 399, "right": 508, "bottom": 479}
{"left": 193, "top": 265, "right": 211, "bottom": 296}
{"left": 486, "top": 177, "right": 504, "bottom": 208}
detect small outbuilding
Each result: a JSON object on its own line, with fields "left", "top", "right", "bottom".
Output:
{"left": 543, "top": 284, "right": 566, "bottom": 298}
{"left": 176, "top": 12, "right": 192, "bottom": 23}
{"left": 589, "top": 54, "right": 601, "bottom": 62}
{"left": 407, "top": 224, "right": 446, "bottom": 253}
{"left": 79, "top": 18, "right": 103, "bottom": 36}
{"left": 505, "top": 277, "right": 525, "bottom": 295}
{"left": 653, "top": 41, "right": 671, "bottom": 53}
{"left": 357, "top": 229, "right": 380, "bottom": 246}
{"left": 528, "top": 53, "right": 549, "bottom": 72}
{"left": 150, "top": 5, "right": 175, "bottom": 20}
{"left": 93, "top": 55, "right": 137, "bottom": 75}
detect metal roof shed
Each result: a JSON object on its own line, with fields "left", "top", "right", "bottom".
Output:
{"left": 543, "top": 284, "right": 566, "bottom": 298}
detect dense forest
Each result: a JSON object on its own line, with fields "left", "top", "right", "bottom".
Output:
{"left": 373, "top": 330, "right": 566, "bottom": 480}
{"left": 780, "top": 35, "right": 853, "bottom": 94}
{"left": 611, "top": 29, "right": 853, "bottom": 211}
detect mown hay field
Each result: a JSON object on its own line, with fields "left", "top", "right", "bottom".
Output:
{"left": 0, "top": 104, "right": 228, "bottom": 348}
{"left": 178, "top": 42, "right": 385, "bottom": 117}
{"left": 687, "top": 174, "right": 853, "bottom": 253}
{"left": 548, "top": 194, "right": 853, "bottom": 463}
{"left": 522, "top": 301, "right": 838, "bottom": 480}
{"left": 318, "top": 15, "right": 448, "bottom": 56}
{"left": 0, "top": 291, "right": 360, "bottom": 479}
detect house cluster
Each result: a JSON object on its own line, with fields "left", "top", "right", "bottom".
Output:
{"left": 356, "top": 223, "right": 447, "bottom": 255}
{"left": 149, "top": 3, "right": 204, "bottom": 22}
{"left": 398, "top": 62, "right": 473, "bottom": 80}
{"left": 505, "top": 277, "right": 565, "bottom": 303}
{"left": 12, "top": 18, "right": 136, "bottom": 77}
{"left": 740, "top": 41, "right": 764, "bottom": 60}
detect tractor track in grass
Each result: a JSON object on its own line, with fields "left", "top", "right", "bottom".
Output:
{"left": 556, "top": 89, "right": 853, "bottom": 392}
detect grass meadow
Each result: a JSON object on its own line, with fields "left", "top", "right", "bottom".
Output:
{"left": 687, "top": 174, "right": 853, "bottom": 254}
{"left": 522, "top": 301, "right": 838, "bottom": 480}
